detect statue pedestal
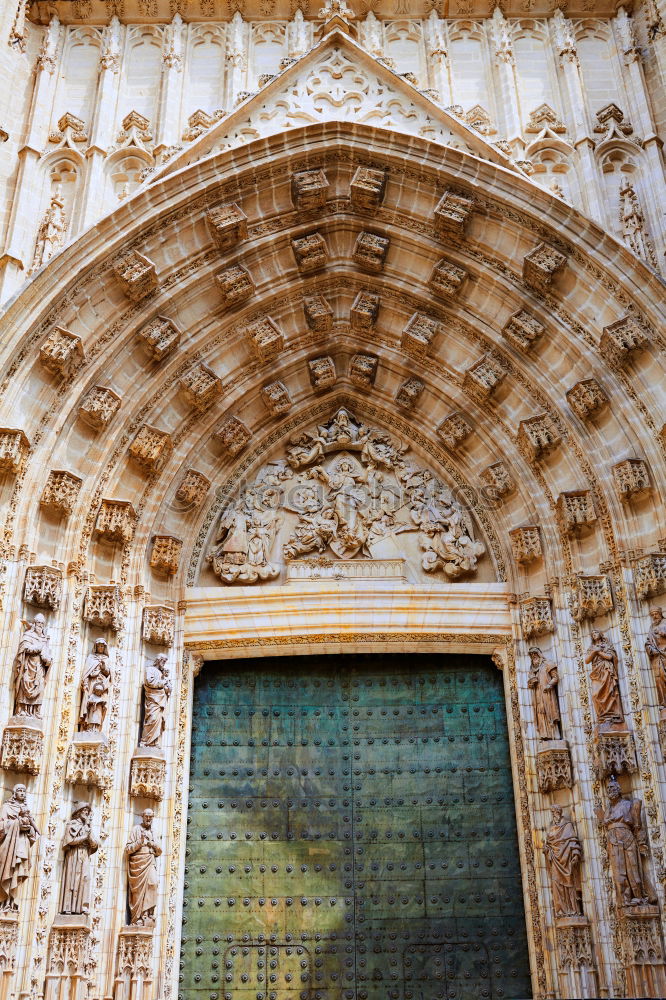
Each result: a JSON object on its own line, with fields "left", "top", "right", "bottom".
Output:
{"left": 114, "top": 927, "right": 154, "bottom": 1000}
{"left": 66, "top": 732, "right": 108, "bottom": 788}
{"left": 129, "top": 747, "right": 166, "bottom": 800}
{"left": 45, "top": 916, "right": 91, "bottom": 1000}
{"left": 0, "top": 910, "right": 18, "bottom": 995}
{"left": 536, "top": 739, "right": 573, "bottom": 791}
{"left": 593, "top": 725, "right": 636, "bottom": 778}
{"left": 554, "top": 916, "right": 597, "bottom": 996}
{"left": 618, "top": 905, "right": 666, "bottom": 997}
{"left": 0, "top": 716, "right": 43, "bottom": 774}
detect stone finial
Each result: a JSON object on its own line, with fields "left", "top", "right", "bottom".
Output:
{"left": 206, "top": 203, "right": 248, "bottom": 250}
{"left": 349, "top": 354, "right": 378, "bottom": 388}
{"left": 600, "top": 316, "right": 649, "bottom": 366}
{"left": 517, "top": 414, "right": 562, "bottom": 462}
{"left": 480, "top": 461, "right": 515, "bottom": 502}
{"left": 175, "top": 469, "right": 210, "bottom": 508}
{"left": 308, "top": 356, "right": 336, "bottom": 390}
{"left": 502, "top": 310, "right": 544, "bottom": 352}
{"left": 292, "top": 232, "right": 328, "bottom": 273}
{"left": 142, "top": 606, "right": 175, "bottom": 646}
{"left": 150, "top": 535, "right": 183, "bottom": 576}
{"left": 245, "top": 315, "right": 284, "bottom": 363}
{"left": 40, "top": 327, "right": 84, "bottom": 377}
{"left": 612, "top": 458, "right": 651, "bottom": 501}
{"left": 353, "top": 231, "right": 390, "bottom": 272}
{"left": 216, "top": 264, "right": 254, "bottom": 307}
{"left": 556, "top": 491, "right": 597, "bottom": 535}
{"left": 138, "top": 316, "right": 181, "bottom": 361}
{"left": 571, "top": 574, "right": 613, "bottom": 621}
{"left": 112, "top": 250, "right": 158, "bottom": 302}
{"left": 214, "top": 416, "right": 251, "bottom": 457}
{"left": 401, "top": 312, "right": 442, "bottom": 360}
{"left": 261, "top": 381, "right": 292, "bottom": 416}
{"left": 40, "top": 470, "right": 82, "bottom": 517}
{"left": 429, "top": 259, "right": 467, "bottom": 298}
{"left": 566, "top": 378, "right": 608, "bottom": 420}
{"left": 303, "top": 295, "right": 333, "bottom": 332}
{"left": 291, "top": 169, "right": 329, "bottom": 210}
{"left": 24, "top": 565, "right": 62, "bottom": 610}
{"left": 179, "top": 364, "right": 222, "bottom": 411}
{"left": 434, "top": 190, "right": 474, "bottom": 236}
{"left": 509, "top": 526, "right": 542, "bottom": 565}
{"left": 129, "top": 425, "right": 173, "bottom": 473}
{"left": 0, "top": 429, "right": 30, "bottom": 474}
{"left": 78, "top": 386, "right": 121, "bottom": 430}
{"left": 519, "top": 596, "right": 554, "bottom": 638}
{"left": 350, "top": 290, "right": 380, "bottom": 330}
{"left": 396, "top": 377, "right": 424, "bottom": 410}
{"left": 437, "top": 412, "right": 472, "bottom": 451}
{"left": 462, "top": 355, "right": 506, "bottom": 401}
{"left": 634, "top": 554, "right": 666, "bottom": 600}
{"left": 350, "top": 166, "right": 386, "bottom": 210}
{"left": 522, "top": 243, "right": 566, "bottom": 291}
{"left": 83, "top": 585, "right": 122, "bottom": 631}
{"left": 95, "top": 500, "right": 137, "bottom": 544}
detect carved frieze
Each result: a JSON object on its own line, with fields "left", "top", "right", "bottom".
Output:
{"left": 502, "top": 309, "right": 544, "bottom": 352}
{"left": 129, "top": 425, "right": 173, "bottom": 473}
{"left": 600, "top": 315, "right": 648, "bottom": 366}
{"left": 66, "top": 734, "right": 107, "bottom": 788}
{"left": 308, "top": 356, "right": 336, "bottom": 390}
{"left": 291, "top": 168, "right": 329, "bottom": 210}
{"left": 292, "top": 232, "right": 329, "bottom": 273}
{"left": 113, "top": 250, "right": 158, "bottom": 302}
{"left": 150, "top": 535, "right": 183, "bottom": 576}
{"left": 0, "top": 428, "right": 29, "bottom": 474}
{"left": 303, "top": 294, "right": 333, "bottom": 332}
{"left": 41, "top": 470, "right": 82, "bottom": 517}
{"left": 635, "top": 554, "right": 666, "bottom": 599}
{"left": 519, "top": 596, "right": 554, "bottom": 638}
{"left": 437, "top": 412, "right": 472, "bottom": 451}
{"left": 0, "top": 722, "right": 43, "bottom": 774}
{"left": 24, "top": 565, "right": 62, "bottom": 610}
{"left": 214, "top": 416, "right": 251, "bottom": 457}
{"left": 517, "top": 414, "right": 561, "bottom": 462}
{"left": 509, "top": 526, "right": 542, "bottom": 564}
{"left": 566, "top": 378, "right": 608, "bottom": 420}
{"left": 537, "top": 742, "right": 573, "bottom": 792}
{"left": 142, "top": 605, "right": 176, "bottom": 646}
{"left": 40, "top": 327, "right": 84, "bottom": 377}
{"left": 175, "top": 469, "right": 210, "bottom": 509}
{"left": 350, "top": 166, "right": 386, "bottom": 210}
{"left": 401, "top": 312, "right": 442, "bottom": 359}
{"left": 434, "top": 190, "right": 473, "bottom": 236}
{"left": 207, "top": 202, "right": 248, "bottom": 250}
{"left": 130, "top": 749, "right": 166, "bottom": 800}
{"left": 349, "top": 354, "right": 378, "bottom": 388}
{"left": 216, "top": 264, "right": 254, "bottom": 307}
{"left": 556, "top": 490, "right": 597, "bottom": 535}
{"left": 179, "top": 364, "right": 222, "bottom": 411}
{"left": 462, "top": 355, "right": 506, "bottom": 401}
{"left": 350, "top": 290, "right": 380, "bottom": 331}
{"left": 138, "top": 315, "right": 181, "bottom": 360}
{"left": 395, "top": 377, "right": 424, "bottom": 410}
{"left": 83, "top": 585, "right": 122, "bottom": 631}
{"left": 95, "top": 499, "right": 136, "bottom": 544}
{"left": 613, "top": 458, "right": 651, "bottom": 501}
{"left": 480, "top": 461, "right": 515, "bottom": 502}
{"left": 78, "top": 386, "right": 121, "bottom": 430}
{"left": 522, "top": 242, "right": 566, "bottom": 291}
{"left": 571, "top": 574, "right": 613, "bottom": 620}
{"left": 353, "top": 231, "right": 389, "bottom": 272}
{"left": 245, "top": 315, "right": 284, "bottom": 363}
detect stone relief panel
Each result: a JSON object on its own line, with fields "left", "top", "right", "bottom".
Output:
{"left": 203, "top": 407, "right": 489, "bottom": 586}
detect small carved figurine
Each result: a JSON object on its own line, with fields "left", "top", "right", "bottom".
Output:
{"left": 599, "top": 778, "right": 657, "bottom": 908}
{"left": 527, "top": 647, "right": 561, "bottom": 740}
{"left": 139, "top": 655, "right": 171, "bottom": 749}
{"left": 79, "top": 638, "right": 111, "bottom": 733}
{"left": 0, "top": 784, "right": 39, "bottom": 910}
{"left": 125, "top": 808, "right": 162, "bottom": 926}
{"left": 585, "top": 628, "right": 624, "bottom": 727}
{"left": 13, "top": 614, "right": 52, "bottom": 718}
{"left": 543, "top": 805, "right": 583, "bottom": 917}
{"left": 59, "top": 802, "right": 98, "bottom": 915}
{"left": 645, "top": 607, "right": 666, "bottom": 710}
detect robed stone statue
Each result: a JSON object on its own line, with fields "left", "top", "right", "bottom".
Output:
{"left": 585, "top": 628, "right": 624, "bottom": 727}
{"left": 14, "top": 614, "right": 52, "bottom": 718}
{"left": 527, "top": 647, "right": 561, "bottom": 740}
{"left": 125, "top": 808, "right": 161, "bottom": 926}
{"left": 58, "top": 802, "right": 98, "bottom": 915}
{"left": 645, "top": 607, "right": 666, "bottom": 711}
{"left": 139, "top": 655, "right": 171, "bottom": 749}
{"left": 543, "top": 805, "right": 583, "bottom": 917}
{"left": 599, "top": 778, "right": 657, "bottom": 908}
{"left": 0, "top": 784, "right": 38, "bottom": 910}
{"left": 78, "top": 638, "right": 111, "bottom": 733}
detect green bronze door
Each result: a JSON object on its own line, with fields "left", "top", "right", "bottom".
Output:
{"left": 180, "top": 654, "right": 532, "bottom": 1000}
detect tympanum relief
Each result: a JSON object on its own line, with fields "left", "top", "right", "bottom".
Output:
{"left": 206, "top": 408, "right": 487, "bottom": 585}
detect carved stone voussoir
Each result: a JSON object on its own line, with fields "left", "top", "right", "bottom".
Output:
{"left": 600, "top": 315, "right": 649, "bottom": 366}
{"left": 401, "top": 312, "right": 441, "bottom": 360}
{"left": 522, "top": 242, "right": 566, "bottom": 291}
{"left": 150, "top": 535, "right": 183, "bottom": 576}
{"left": 40, "top": 327, "right": 84, "bottom": 377}
{"left": 245, "top": 315, "right": 284, "bottom": 363}
{"left": 537, "top": 740, "right": 573, "bottom": 792}
{"left": 179, "top": 364, "right": 222, "bottom": 411}
{"left": 502, "top": 309, "right": 544, "bottom": 352}
{"left": 41, "top": 470, "right": 82, "bottom": 517}
{"left": 0, "top": 428, "right": 30, "bottom": 474}
{"left": 113, "top": 250, "right": 158, "bottom": 302}
{"left": 175, "top": 469, "right": 210, "bottom": 509}
{"left": 24, "top": 565, "right": 62, "bottom": 610}
{"left": 395, "top": 377, "right": 424, "bottom": 410}
{"left": 480, "top": 461, "right": 515, "bottom": 502}
{"left": 130, "top": 748, "right": 166, "bottom": 800}
{"left": 434, "top": 190, "right": 474, "bottom": 236}
{"left": 613, "top": 458, "right": 651, "bottom": 501}
{"left": 520, "top": 596, "right": 554, "bottom": 638}
{"left": 83, "top": 585, "right": 122, "bottom": 631}
{"left": 571, "top": 574, "right": 613, "bottom": 620}
{"left": 556, "top": 921, "right": 594, "bottom": 971}
{"left": 66, "top": 734, "right": 108, "bottom": 788}
{"left": 308, "top": 355, "right": 336, "bottom": 390}
{"left": 214, "top": 416, "right": 251, "bottom": 457}
{"left": 216, "top": 264, "right": 254, "bottom": 307}
{"left": 350, "top": 166, "right": 386, "bottom": 210}
{"left": 95, "top": 499, "right": 137, "bottom": 544}
{"left": 207, "top": 202, "right": 248, "bottom": 251}
{"left": 517, "top": 414, "right": 562, "bottom": 462}
{"left": 261, "top": 381, "right": 292, "bottom": 416}
{"left": 430, "top": 258, "right": 467, "bottom": 298}
{"left": 292, "top": 232, "right": 328, "bottom": 273}
{"left": 566, "top": 378, "right": 608, "bottom": 420}
{"left": 594, "top": 729, "right": 637, "bottom": 777}
{"left": 128, "top": 425, "right": 173, "bottom": 473}
{"left": 303, "top": 294, "right": 333, "bottom": 332}
{"left": 291, "top": 168, "right": 329, "bottom": 210}
{"left": 350, "top": 290, "right": 380, "bottom": 330}
{"left": 462, "top": 356, "right": 506, "bottom": 401}
{"left": 556, "top": 490, "right": 597, "bottom": 535}
{"left": 0, "top": 720, "right": 43, "bottom": 774}
{"left": 634, "top": 553, "right": 666, "bottom": 599}
{"left": 509, "top": 526, "right": 542, "bottom": 565}
{"left": 142, "top": 605, "right": 176, "bottom": 646}
{"left": 437, "top": 412, "right": 472, "bottom": 451}
{"left": 78, "top": 386, "right": 121, "bottom": 430}
{"left": 353, "top": 231, "right": 390, "bottom": 272}
{"left": 138, "top": 315, "right": 181, "bottom": 361}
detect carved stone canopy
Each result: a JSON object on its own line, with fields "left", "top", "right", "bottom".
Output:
{"left": 205, "top": 407, "right": 487, "bottom": 586}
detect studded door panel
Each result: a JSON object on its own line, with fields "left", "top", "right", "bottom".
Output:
{"left": 180, "top": 653, "right": 532, "bottom": 1000}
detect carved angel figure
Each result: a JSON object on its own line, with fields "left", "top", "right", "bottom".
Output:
{"left": 79, "top": 638, "right": 111, "bottom": 733}
{"left": 139, "top": 655, "right": 171, "bottom": 749}
{"left": 543, "top": 805, "right": 583, "bottom": 917}
{"left": 59, "top": 802, "right": 98, "bottom": 915}
{"left": 208, "top": 485, "right": 282, "bottom": 584}
{"left": 311, "top": 458, "right": 371, "bottom": 558}
{"left": 600, "top": 778, "right": 656, "bottom": 908}
{"left": 286, "top": 430, "right": 326, "bottom": 469}
{"left": 0, "top": 784, "right": 38, "bottom": 911}
{"left": 14, "top": 614, "right": 52, "bottom": 718}
{"left": 408, "top": 475, "right": 484, "bottom": 578}
{"left": 527, "top": 647, "right": 561, "bottom": 741}
{"left": 645, "top": 607, "right": 666, "bottom": 711}
{"left": 585, "top": 629, "right": 624, "bottom": 728}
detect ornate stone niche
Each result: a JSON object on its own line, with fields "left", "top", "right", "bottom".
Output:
{"left": 112, "top": 250, "right": 158, "bottom": 302}
{"left": 349, "top": 354, "right": 378, "bottom": 388}
{"left": 437, "top": 412, "right": 472, "bottom": 451}
{"left": 556, "top": 490, "right": 597, "bottom": 536}
{"left": 352, "top": 231, "right": 389, "bottom": 272}
{"left": 292, "top": 232, "right": 329, "bottom": 273}
{"left": 566, "top": 378, "right": 608, "bottom": 421}
{"left": 395, "top": 377, "right": 424, "bottom": 410}
{"left": 46, "top": 919, "right": 91, "bottom": 1000}
{"left": 479, "top": 461, "right": 515, "bottom": 502}
{"left": 83, "top": 585, "right": 122, "bottom": 631}
{"left": 129, "top": 748, "right": 166, "bottom": 800}
{"left": 509, "top": 526, "right": 542, "bottom": 565}
{"left": 0, "top": 910, "right": 18, "bottom": 979}
{"left": 179, "top": 364, "right": 222, "bottom": 411}
{"left": 612, "top": 457, "right": 651, "bottom": 501}
{"left": 522, "top": 242, "right": 566, "bottom": 291}
{"left": 66, "top": 734, "right": 107, "bottom": 788}
{"left": 401, "top": 312, "right": 442, "bottom": 360}
{"left": 142, "top": 605, "right": 175, "bottom": 647}
{"left": 175, "top": 469, "right": 210, "bottom": 509}
{"left": 593, "top": 728, "right": 637, "bottom": 778}
{"left": 429, "top": 259, "right": 467, "bottom": 298}
{"left": 303, "top": 294, "right": 333, "bottom": 332}
{"left": 115, "top": 927, "right": 154, "bottom": 1000}
{"left": 40, "top": 327, "right": 84, "bottom": 377}
{"left": 244, "top": 315, "right": 284, "bottom": 363}
{"left": 137, "top": 315, "right": 181, "bottom": 361}
{"left": 291, "top": 168, "right": 329, "bottom": 210}
{"left": 350, "top": 290, "right": 380, "bottom": 331}
{"left": 150, "top": 535, "right": 183, "bottom": 577}
{"left": 207, "top": 202, "right": 248, "bottom": 250}
{"left": 40, "top": 470, "right": 82, "bottom": 517}
{"left": 216, "top": 264, "right": 254, "bottom": 307}
{"left": 24, "top": 565, "right": 62, "bottom": 610}
{"left": 214, "top": 416, "right": 251, "bottom": 457}
{"left": 261, "top": 381, "right": 292, "bottom": 416}
{"left": 555, "top": 921, "right": 594, "bottom": 976}
{"left": 0, "top": 428, "right": 29, "bottom": 474}
{"left": 0, "top": 721, "right": 43, "bottom": 774}
{"left": 433, "top": 189, "right": 473, "bottom": 236}
{"left": 308, "top": 355, "right": 336, "bottom": 390}
{"left": 78, "top": 386, "right": 121, "bottom": 430}
{"left": 462, "top": 355, "right": 506, "bottom": 401}
{"left": 517, "top": 414, "right": 562, "bottom": 463}
{"left": 95, "top": 500, "right": 137, "bottom": 544}
{"left": 571, "top": 574, "right": 613, "bottom": 620}
{"left": 600, "top": 315, "right": 649, "bottom": 366}
{"left": 519, "top": 596, "right": 554, "bottom": 638}
{"left": 619, "top": 912, "right": 666, "bottom": 998}
{"left": 502, "top": 309, "right": 544, "bottom": 352}
{"left": 536, "top": 741, "right": 573, "bottom": 792}
{"left": 350, "top": 166, "right": 386, "bottom": 210}
{"left": 635, "top": 553, "right": 666, "bottom": 600}
{"left": 128, "top": 425, "right": 173, "bottom": 473}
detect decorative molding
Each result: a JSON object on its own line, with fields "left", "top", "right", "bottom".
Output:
{"left": 214, "top": 416, "right": 252, "bottom": 457}
{"left": 502, "top": 310, "right": 544, "bottom": 352}
{"left": 480, "top": 461, "right": 514, "bottom": 502}
{"left": 261, "top": 381, "right": 292, "bottom": 416}
{"left": 350, "top": 290, "right": 380, "bottom": 331}
{"left": 517, "top": 414, "right": 561, "bottom": 463}
{"left": 555, "top": 490, "right": 597, "bottom": 536}
{"left": 138, "top": 316, "right": 181, "bottom": 361}
{"left": 599, "top": 316, "right": 649, "bottom": 366}
{"left": 291, "top": 168, "right": 329, "bottom": 210}
{"left": 634, "top": 553, "right": 666, "bottom": 600}
{"left": 349, "top": 354, "right": 377, "bottom": 388}
{"left": 462, "top": 355, "right": 506, "bottom": 401}
{"left": 429, "top": 259, "right": 467, "bottom": 298}
{"left": 308, "top": 355, "right": 336, "bottom": 390}
{"left": 175, "top": 469, "right": 210, "bottom": 509}
{"left": 437, "top": 412, "right": 472, "bottom": 451}
{"left": 612, "top": 458, "right": 651, "bottom": 501}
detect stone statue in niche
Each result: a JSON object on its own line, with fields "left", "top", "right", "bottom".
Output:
{"left": 125, "top": 808, "right": 161, "bottom": 926}
{"left": 58, "top": 801, "right": 98, "bottom": 915}
{"left": 598, "top": 778, "right": 657, "bottom": 909}
{"left": 0, "top": 784, "right": 38, "bottom": 910}
{"left": 13, "top": 614, "right": 52, "bottom": 718}
{"left": 139, "top": 655, "right": 171, "bottom": 749}
{"left": 585, "top": 629, "right": 624, "bottom": 729}
{"left": 645, "top": 607, "right": 666, "bottom": 713}
{"left": 208, "top": 408, "right": 486, "bottom": 583}
{"left": 543, "top": 805, "right": 584, "bottom": 918}
{"left": 78, "top": 638, "right": 111, "bottom": 733}
{"left": 527, "top": 647, "right": 561, "bottom": 740}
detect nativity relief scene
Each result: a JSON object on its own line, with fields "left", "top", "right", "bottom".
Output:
{"left": 206, "top": 407, "right": 486, "bottom": 584}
